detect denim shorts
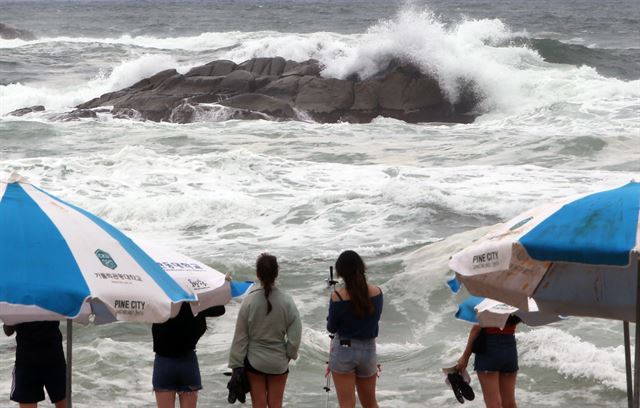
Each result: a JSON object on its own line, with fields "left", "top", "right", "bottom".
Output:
{"left": 474, "top": 334, "right": 518, "bottom": 373}
{"left": 152, "top": 351, "right": 202, "bottom": 393}
{"left": 329, "top": 335, "right": 377, "bottom": 378}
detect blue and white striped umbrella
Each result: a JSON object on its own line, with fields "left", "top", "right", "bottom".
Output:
{"left": 449, "top": 181, "right": 640, "bottom": 322}
{"left": 448, "top": 277, "right": 562, "bottom": 328}
{"left": 454, "top": 294, "right": 563, "bottom": 328}
{"left": 448, "top": 181, "right": 640, "bottom": 408}
{"left": 0, "top": 174, "right": 232, "bottom": 325}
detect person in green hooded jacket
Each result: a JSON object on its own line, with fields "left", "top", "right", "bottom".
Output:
{"left": 229, "top": 253, "right": 302, "bottom": 408}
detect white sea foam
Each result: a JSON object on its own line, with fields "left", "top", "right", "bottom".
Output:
{"left": 0, "top": 54, "right": 185, "bottom": 115}
{"left": 0, "top": 31, "right": 250, "bottom": 51}
{"left": 1, "top": 141, "right": 635, "bottom": 268}
{"left": 518, "top": 327, "right": 627, "bottom": 390}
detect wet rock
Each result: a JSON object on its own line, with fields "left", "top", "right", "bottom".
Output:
{"left": 76, "top": 56, "right": 481, "bottom": 124}
{"left": 295, "top": 78, "right": 354, "bottom": 114}
{"left": 7, "top": 105, "right": 45, "bottom": 116}
{"left": 53, "top": 109, "right": 98, "bottom": 121}
{"left": 219, "top": 93, "right": 297, "bottom": 120}
{"left": 0, "top": 23, "right": 35, "bottom": 41}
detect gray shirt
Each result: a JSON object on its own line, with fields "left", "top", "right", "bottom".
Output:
{"left": 229, "top": 286, "right": 302, "bottom": 374}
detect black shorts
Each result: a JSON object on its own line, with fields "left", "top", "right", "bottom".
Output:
{"left": 244, "top": 357, "right": 289, "bottom": 376}
{"left": 152, "top": 351, "right": 203, "bottom": 393}
{"left": 11, "top": 360, "right": 66, "bottom": 404}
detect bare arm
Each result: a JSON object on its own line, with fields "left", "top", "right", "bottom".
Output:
{"left": 457, "top": 325, "right": 482, "bottom": 371}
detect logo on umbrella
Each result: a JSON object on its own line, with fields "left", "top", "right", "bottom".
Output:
{"left": 95, "top": 249, "right": 118, "bottom": 270}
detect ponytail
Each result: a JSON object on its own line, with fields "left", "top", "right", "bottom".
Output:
{"left": 256, "top": 253, "right": 279, "bottom": 314}
{"left": 335, "top": 250, "right": 373, "bottom": 316}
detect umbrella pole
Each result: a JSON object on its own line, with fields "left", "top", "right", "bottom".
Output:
{"left": 635, "top": 259, "right": 640, "bottom": 408}
{"left": 625, "top": 321, "right": 633, "bottom": 408}
{"left": 66, "top": 319, "right": 73, "bottom": 408}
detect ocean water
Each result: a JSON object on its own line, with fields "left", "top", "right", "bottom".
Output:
{"left": 0, "top": 0, "right": 639, "bottom": 406}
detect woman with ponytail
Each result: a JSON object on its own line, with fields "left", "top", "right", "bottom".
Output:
{"left": 229, "top": 253, "right": 302, "bottom": 408}
{"left": 327, "top": 250, "right": 383, "bottom": 408}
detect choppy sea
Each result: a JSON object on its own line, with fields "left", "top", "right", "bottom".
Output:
{"left": 1, "top": 0, "right": 639, "bottom": 406}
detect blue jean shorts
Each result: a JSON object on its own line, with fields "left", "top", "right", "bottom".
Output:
{"left": 329, "top": 335, "right": 377, "bottom": 378}
{"left": 152, "top": 351, "right": 202, "bottom": 393}
{"left": 474, "top": 334, "right": 518, "bottom": 373}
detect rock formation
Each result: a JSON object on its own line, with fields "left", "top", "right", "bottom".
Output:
{"left": 6, "top": 57, "right": 481, "bottom": 124}
{"left": 7, "top": 105, "right": 45, "bottom": 116}
{"left": 0, "top": 23, "right": 36, "bottom": 41}
{"left": 77, "top": 57, "right": 480, "bottom": 124}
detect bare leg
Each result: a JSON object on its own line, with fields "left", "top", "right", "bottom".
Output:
{"left": 54, "top": 400, "right": 67, "bottom": 408}
{"left": 178, "top": 391, "right": 198, "bottom": 408}
{"left": 265, "top": 373, "right": 288, "bottom": 408}
{"left": 355, "top": 374, "right": 378, "bottom": 408}
{"left": 477, "top": 371, "right": 502, "bottom": 408}
{"left": 331, "top": 371, "right": 357, "bottom": 408}
{"left": 499, "top": 372, "right": 518, "bottom": 408}
{"left": 155, "top": 391, "right": 177, "bottom": 408}
{"left": 18, "top": 404, "right": 37, "bottom": 408}
{"left": 247, "top": 371, "right": 267, "bottom": 408}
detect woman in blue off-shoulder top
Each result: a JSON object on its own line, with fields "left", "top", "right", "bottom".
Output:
{"left": 327, "top": 250, "right": 383, "bottom": 408}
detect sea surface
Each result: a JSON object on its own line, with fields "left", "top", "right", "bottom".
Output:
{"left": 0, "top": 0, "right": 639, "bottom": 406}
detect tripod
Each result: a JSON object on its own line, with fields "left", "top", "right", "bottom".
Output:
{"left": 324, "top": 266, "right": 338, "bottom": 408}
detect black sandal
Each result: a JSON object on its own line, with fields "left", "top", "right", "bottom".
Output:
{"left": 447, "top": 372, "right": 475, "bottom": 402}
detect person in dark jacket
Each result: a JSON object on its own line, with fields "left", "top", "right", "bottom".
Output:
{"left": 4, "top": 321, "right": 67, "bottom": 408}
{"left": 152, "top": 303, "right": 225, "bottom": 408}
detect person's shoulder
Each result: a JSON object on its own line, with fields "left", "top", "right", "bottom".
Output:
{"left": 368, "top": 284, "right": 382, "bottom": 298}
{"left": 246, "top": 287, "right": 263, "bottom": 299}
{"left": 331, "top": 287, "right": 349, "bottom": 302}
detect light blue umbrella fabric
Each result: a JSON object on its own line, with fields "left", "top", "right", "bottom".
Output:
{"left": 455, "top": 296, "right": 483, "bottom": 324}
{"left": 0, "top": 177, "right": 218, "bottom": 322}
{"left": 521, "top": 182, "right": 640, "bottom": 266}
{"left": 447, "top": 276, "right": 461, "bottom": 294}
{"left": 230, "top": 280, "right": 254, "bottom": 297}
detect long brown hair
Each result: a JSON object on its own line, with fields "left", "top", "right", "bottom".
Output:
{"left": 256, "top": 253, "right": 279, "bottom": 314}
{"left": 335, "top": 250, "right": 373, "bottom": 316}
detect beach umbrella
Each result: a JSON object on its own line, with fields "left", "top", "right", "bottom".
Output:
{"left": 0, "top": 174, "right": 235, "bottom": 406}
{"left": 448, "top": 181, "right": 640, "bottom": 407}
{"left": 455, "top": 295, "right": 563, "bottom": 328}
{"left": 448, "top": 277, "right": 563, "bottom": 328}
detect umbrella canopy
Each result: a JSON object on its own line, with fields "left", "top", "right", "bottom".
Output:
{"left": 449, "top": 181, "right": 640, "bottom": 321}
{"left": 448, "top": 277, "right": 563, "bottom": 328}
{"left": 455, "top": 295, "right": 563, "bottom": 329}
{"left": 448, "top": 181, "right": 640, "bottom": 408}
{"left": 0, "top": 174, "right": 231, "bottom": 324}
